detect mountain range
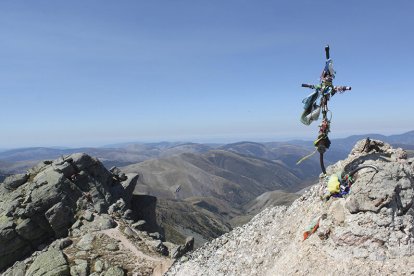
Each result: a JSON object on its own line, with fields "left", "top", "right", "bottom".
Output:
{"left": 1, "top": 130, "right": 413, "bottom": 174}
{"left": 1, "top": 130, "right": 414, "bottom": 246}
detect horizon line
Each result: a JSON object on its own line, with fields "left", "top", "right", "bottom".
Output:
{"left": 1, "top": 129, "right": 412, "bottom": 151}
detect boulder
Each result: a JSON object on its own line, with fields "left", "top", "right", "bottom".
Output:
{"left": 70, "top": 259, "right": 89, "bottom": 276}
{"left": 83, "top": 210, "right": 94, "bottom": 222}
{"left": 131, "top": 220, "right": 147, "bottom": 231}
{"left": 0, "top": 220, "right": 32, "bottom": 271}
{"left": 45, "top": 202, "right": 75, "bottom": 238}
{"left": 110, "top": 167, "right": 128, "bottom": 181}
{"left": 15, "top": 218, "right": 48, "bottom": 242}
{"left": 104, "top": 266, "right": 125, "bottom": 276}
{"left": 26, "top": 249, "right": 70, "bottom": 276}
{"left": 53, "top": 161, "right": 76, "bottom": 178}
{"left": 123, "top": 226, "right": 137, "bottom": 238}
{"left": 2, "top": 261, "right": 26, "bottom": 276}
{"left": 77, "top": 233, "right": 95, "bottom": 251}
{"left": 147, "top": 239, "right": 169, "bottom": 256}
{"left": 94, "top": 259, "right": 104, "bottom": 273}
{"left": 170, "top": 236, "right": 194, "bottom": 259}
{"left": 3, "top": 173, "right": 29, "bottom": 190}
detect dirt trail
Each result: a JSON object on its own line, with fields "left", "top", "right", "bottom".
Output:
{"left": 101, "top": 227, "right": 173, "bottom": 275}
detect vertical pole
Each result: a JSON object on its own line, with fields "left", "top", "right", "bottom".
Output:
{"left": 319, "top": 152, "right": 326, "bottom": 175}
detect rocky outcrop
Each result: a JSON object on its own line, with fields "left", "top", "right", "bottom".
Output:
{"left": 25, "top": 248, "right": 70, "bottom": 276}
{"left": 0, "top": 153, "right": 135, "bottom": 271}
{"left": 0, "top": 153, "right": 189, "bottom": 275}
{"left": 131, "top": 194, "right": 159, "bottom": 232}
{"left": 167, "top": 140, "right": 414, "bottom": 275}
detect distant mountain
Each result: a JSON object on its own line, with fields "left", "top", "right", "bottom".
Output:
{"left": 220, "top": 142, "right": 276, "bottom": 160}
{"left": 325, "top": 130, "right": 414, "bottom": 153}
{"left": 388, "top": 130, "right": 414, "bottom": 144}
{"left": 103, "top": 141, "right": 183, "bottom": 149}
{"left": 219, "top": 141, "right": 326, "bottom": 181}
{"left": 123, "top": 150, "right": 304, "bottom": 206}
{"left": 1, "top": 130, "right": 412, "bottom": 172}
{"left": 160, "top": 143, "right": 212, "bottom": 157}
{"left": 0, "top": 147, "right": 77, "bottom": 162}
{"left": 283, "top": 130, "right": 414, "bottom": 167}
{"left": 123, "top": 149, "right": 308, "bottom": 245}
{"left": 0, "top": 143, "right": 213, "bottom": 174}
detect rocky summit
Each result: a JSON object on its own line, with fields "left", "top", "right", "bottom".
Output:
{"left": 0, "top": 153, "right": 192, "bottom": 275}
{"left": 167, "top": 140, "right": 414, "bottom": 275}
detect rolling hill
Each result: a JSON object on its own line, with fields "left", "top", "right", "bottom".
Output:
{"left": 123, "top": 150, "right": 304, "bottom": 204}
{"left": 122, "top": 149, "right": 311, "bottom": 245}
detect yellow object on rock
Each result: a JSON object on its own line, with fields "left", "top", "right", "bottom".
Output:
{"left": 327, "top": 174, "right": 340, "bottom": 194}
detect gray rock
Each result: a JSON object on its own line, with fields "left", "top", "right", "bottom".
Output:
{"left": 184, "top": 236, "right": 194, "bottom": 252}
{"left": 15, "top": 218, "right": 47, "bottom": 242}
{"left": 131, "top": 220, "right": 146, "bottom": 231}
{"left": 94, "top": 259, "right": 104, "bottom": 273}
{"left": 71, "top": 219, "right": 83, "bottom": 229}
{"left": 123, "top": 226, "right": 137, "bottom": 238}
{"left": 77, "top": 214, "right": 116, "bottom": 234}
{"left": 108, "top": 199, "right": 126, "bottom": 216}
{"left": 170, "top": 245, "right": 184, "bottom": 259}
{"left": 329, "top": 200, "right": 346, "bottom": 225}
{"left": 2, "top": 261, "right": 26, "bottom": 276}
{"left": 0, "top": 153, "right": 145, "bottom": 272}
{"left": 170, "top": 237, "right": 194, "bottom": 259}
{"left": 53, "top": 162, "right": 76, "bottom": 178}
{"left": 104, "top": 266, "right": 125, "bottom": 276}
{"left": 58, "top": 238, "right": 73, "bottom": 250}
{"left": 149, "top": 232, "right": 162, "bottom": 240}
{"left": 110, "top": 166, "right": 122, "bottom": 175}
{"left": 122, "top": 209, "right": 133, "bottom": 220}
{"left": 110, "top": 173, "right": 139, "bottom": 208}
{"left": 3, "top": 173, "right": 29, "bottom": 190}
{"left": 70, "top": 153, "right": 97, "bottom": 171}
{"left": 75, "top": 250, "right": 88, "bottom": 258}
{"left": 93, "top": 214, "right": 116, "bottom": 230}
{"left": 110, "top": 167, "right": 128, "bottom": 181}
{"left": 5, "top": 200, "right": 20, "bottom": 216}
{"left": 118, "top": 173, "right": 127, "bottom": 181}
{"left": 106, "top": 242, "right": 120, "bottom": 251}
{"left": 77, "top": 233, "right": 95, "bottom": 251}
{"left": 0, "top": 221, "right": 32, "bottom": 271}
{"left": 83, "top": 210, "right": 94, "bottom": 222}
{"left": 70, "top": 259, "right": 89, "bottom": 276}
{"left": 45, "top": 201, "right": 75, "bottom": 238}
{"left": 147, "top": 239, "right": 168, "bottom": 256}
{"left": 26, "top": 249, "right": 70, "bottom": 276}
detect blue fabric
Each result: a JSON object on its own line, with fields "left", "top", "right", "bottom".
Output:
{"left": 302, "top": 91, "right": 319, "bottom": 110}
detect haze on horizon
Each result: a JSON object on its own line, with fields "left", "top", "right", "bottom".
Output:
{"left": 1, "top": 1, "right": 413, "bottom": 148}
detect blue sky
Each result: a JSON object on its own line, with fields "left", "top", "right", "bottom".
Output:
{"left": 0, "top": 1, "right": 413, "bottom": 148}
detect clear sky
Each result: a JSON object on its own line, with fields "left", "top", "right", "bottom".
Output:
{"left": 0, "top": 0, "right": 413, "bottom": 148}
